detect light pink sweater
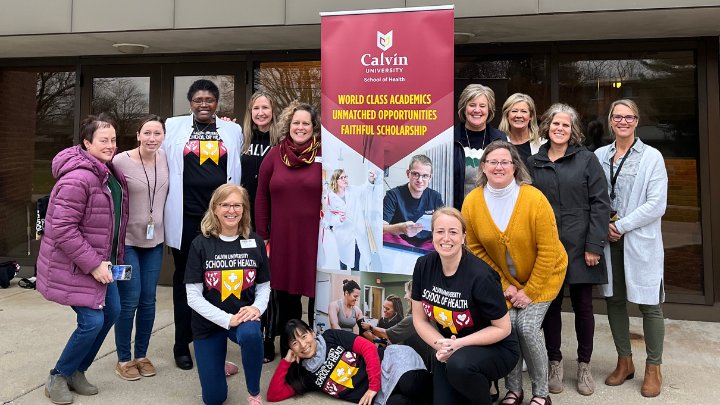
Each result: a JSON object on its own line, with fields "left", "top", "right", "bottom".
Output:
{"left": 112, "top": 149, "right": 169, "bottom": 247}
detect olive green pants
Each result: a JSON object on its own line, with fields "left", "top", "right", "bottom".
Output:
{"left": 606, "top": 239, "right": 664, "bottom": 364}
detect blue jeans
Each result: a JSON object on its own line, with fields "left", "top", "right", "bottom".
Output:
{"left": 115, "top": 244, "right": 163, "bottom": 362}
{"left": 194, "top": 321, "right": 263, "bottom": 405}
{"left": 55, "top": 281, "right": 120, "bottom": 377}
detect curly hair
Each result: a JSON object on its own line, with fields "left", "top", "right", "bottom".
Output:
{"left": 276, "top": 100, "right": 320, "bottom": 143}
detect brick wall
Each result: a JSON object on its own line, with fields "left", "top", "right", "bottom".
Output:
{"left": 665, "top": 158, "right": 699, "bottom": 223}
{"left": 0, "top": 71, "right": 37, "bottom": 256}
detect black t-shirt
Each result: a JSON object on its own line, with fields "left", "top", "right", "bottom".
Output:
{"left": 383, "top": 184, "right": 444, "bottom": 246}
{"left": 296, "top": 329, "right": 370, "bottom": 402}
{"left": 514, "top": 140, "right": 532, "bottom": 164}
{"left": 184, "top": 232, "right": 270, "bottom": 339}
{"left": 183, "top": 121, "right": 228, "bottom": 217}
{"left": 412, "top": 250, "right": 508, "bottom": 338}
{"left": 240, "top": 129, "right": 271, "bottom": 226}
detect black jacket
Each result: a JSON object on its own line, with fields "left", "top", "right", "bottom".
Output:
{"left": 527, "top": 143, "right": 610, "bottom": 285}
{"left": 453, "top": 123, "right": 505, "bottom": 210}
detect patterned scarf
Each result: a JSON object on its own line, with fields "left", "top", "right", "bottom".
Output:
{"left": 279, "top": 135, "right": 320, "bottom": 168}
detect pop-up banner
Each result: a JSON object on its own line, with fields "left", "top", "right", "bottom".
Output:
{"left": 315, "top": 6, "right": 453, "bottom": 334}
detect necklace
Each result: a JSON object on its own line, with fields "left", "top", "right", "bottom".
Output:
{"left": 464, "top": 126, "right": 488, "bottom": 149}
{"left": 138, "top": 149, "right": 157, "bottom": 226}
{"left": 193, "top": 119, "right": 214, "bottom": 133}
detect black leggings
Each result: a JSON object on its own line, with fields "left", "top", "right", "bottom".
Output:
{"left": 385, "top": 369, "right": 432, "bottom": 405}
{"left": 433, "top": 341, "right": 519, "bottom": 405}
{"left": 276, "top": 290, "right": 315, "bottom": 356}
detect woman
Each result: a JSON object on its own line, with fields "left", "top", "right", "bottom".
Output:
{"left": 412, "top": 207, "right": 519, "bottom": 405}
{"left": 377, "top": 295, "right": 403, "bottom": 330}
{"left": 528, "top": 104, "right": 610, "bottom": 396}
{"left": 241, "top": 91, "right": 280, "bottom": 363}
{"left": 267, "top": 319, "right": 430, "bottom": 405}
{"left": 328, "top": 279, "right": 363, "bottom": 332}
{"left": 184, "top": 184, "right": 270, "bottom": 405}
{"left": 37, "top": 114, "right": 129, "bottom": 404}
{"left": 112, "top": 115, "right": 170, "bottom": 380}
{"left": 362, "top": 281, "right": 433, "bottom": 369}
{"left": 163, "top": 79, "right": 243, "bottom": 370}
{"left": 326, "top": 169, "right": 381, "bottom": 271}
{"left": 241, "top": 91, "right": 280, "bottom": 226}
{"left": 360, "top": 294, "right": 404, "bottom": 347}
{"left": 499, "top": 93, "right": 545, "bottom": 163}
{"left": 453, "top": 84, "right": 506, "bottom": 210}
{"left": 255, "top": 101, "right": 322, "bottom": 357}
{"left": 462, "top": 141, "right": 567, "bottom": 405}
{"left": 595, "top": 99, "right": 668, "bottom": 398}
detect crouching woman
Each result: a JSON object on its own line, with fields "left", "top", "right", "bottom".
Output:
{"left": 184, "top": 184, "right": 270, "bottom": 405}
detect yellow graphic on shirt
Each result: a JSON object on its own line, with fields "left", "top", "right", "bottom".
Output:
{"left": 330, "top": 360, "right": 359, "bottom": 389}
{"left": 433, "top": 306, "right": 458, "bottom": 334}
{"left": 221, "top": 270, "right": 244, "bottom": 301}
{"left": 200, "top": 140, "right": 220, "bottom": 165}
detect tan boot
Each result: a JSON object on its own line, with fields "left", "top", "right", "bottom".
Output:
{"left": 548, "top": 360, "right": 564, "bottom": 394}
{"left": 576, "top": 362, "right": 595, "bottom": 396}
{"left": 641, "top": 364, "right": 662, "bottom": 397}
{"left": 605, "top": 356, "right": 635, "bottom": 386}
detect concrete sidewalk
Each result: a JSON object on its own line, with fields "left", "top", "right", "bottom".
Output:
{"left": 1, "top": 282, "right": 718, "bottom": 405}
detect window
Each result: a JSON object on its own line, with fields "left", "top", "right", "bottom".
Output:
{"left": 254, "top": 61, "right": 321, "bottom": 111}
{"left": 559, "top": 50, "right": 702, "bottom": 295}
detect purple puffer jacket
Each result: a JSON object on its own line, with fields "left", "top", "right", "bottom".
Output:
{"left": 37, "top": 145, "right": 129, "bottom": 309}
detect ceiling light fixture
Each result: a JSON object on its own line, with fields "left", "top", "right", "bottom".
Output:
{"left": 112, "top": 43, "right": 149, "bottom": 54}
{"left": 454, "top": 32, "right": 475, "bottom": 44}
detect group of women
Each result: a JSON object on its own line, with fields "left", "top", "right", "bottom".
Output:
{"left": 440, "top": 85, "right": 667, "bottom": 404}
{"left": 36, "top": 79, "right": 324, "bottom": 405}
{"left": 35, "top": 75, "right": 668, "bottom": 405}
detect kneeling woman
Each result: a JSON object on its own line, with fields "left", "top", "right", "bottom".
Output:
{"left": 412, "top": 207, "right": 519, "bottom": 405}
{"left": 267, "top": 319, "right": 430, "bottom": 405}
{"left": 185, "top": 184, "right": 270, "bottom": 405}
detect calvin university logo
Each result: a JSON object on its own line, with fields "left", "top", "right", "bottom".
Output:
{"left": 377, "top": 31, "right": 393, "bottom": 51}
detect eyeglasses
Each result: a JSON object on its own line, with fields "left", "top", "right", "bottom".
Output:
{"left": 191, "top": 98, "right": 218, "bottom": 105}
{"left": 409, "top": 171, "right": 431, "bottom": 181}
{"left": 484, "top": 160, "right": 514, "bottom": 168}
{"left": 611, "top": 114, "right": 637, "bottom": 123}
{"left": 217, "top": 203, "right": 243, "bottom": 211}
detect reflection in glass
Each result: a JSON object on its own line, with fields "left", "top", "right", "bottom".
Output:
{"left": 559, "top": 51, "right": 702, "bottom": 294}
{"left": 91, "top": 77, "right": 150, "bottom": 153}
{"left": 254, "top": 61, "right": 321, "bottom": 111}
{"left": 173, "top": 75, "right": 234, "bottom": 118}
{"left": 455, "top": 57, "right": 548, "bottom": 127}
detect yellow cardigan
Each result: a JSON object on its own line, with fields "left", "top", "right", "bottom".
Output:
{"left": 462, "top": 184, "right": 567, "bottom": 305}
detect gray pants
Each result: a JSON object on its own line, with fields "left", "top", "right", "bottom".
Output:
{"left": 505, "top": 301, "right": 551, "bottom": 397}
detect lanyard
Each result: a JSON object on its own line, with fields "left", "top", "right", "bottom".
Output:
{"left": 609, "top": 138, "right": 638, "bottom": 200}
{"left": 138, "top": 150, "right": 157, "bottom": 221}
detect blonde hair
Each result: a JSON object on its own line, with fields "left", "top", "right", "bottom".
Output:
{"left": 498, "top": 93, "right": 540, "bottom": 143}
{"left": 200, "top": 184, "right": 252, "bottom": 239}
{"left": 431, "top": 207, "right": 467, "bottom": 235}
{"left": 475, "top": 140, "right": 533, "bottom": 187}
{"left": 329, "top": 169, "right": 345, "bottom": 193}
{"left": 457, "top": 84, "right": 496, "bottom": 123}
{"left": 242, "top": 92, "right": 280, "bottom": 153}
{"left": 607, "top": 99, "right": 640, "bottom": 138}
{"left": 539, "top": 103, "right": 585, "bottom": 146}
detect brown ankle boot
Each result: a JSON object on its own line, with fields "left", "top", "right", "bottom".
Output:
{"left": 641, "top": 364, "right": 662, "bottom": 397}
{"left": 605, "top": 356, "right": 635, "bottom": 386}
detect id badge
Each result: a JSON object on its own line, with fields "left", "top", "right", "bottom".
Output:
{"left": 146, "top": 222, "right": 155, "bottom": 240}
